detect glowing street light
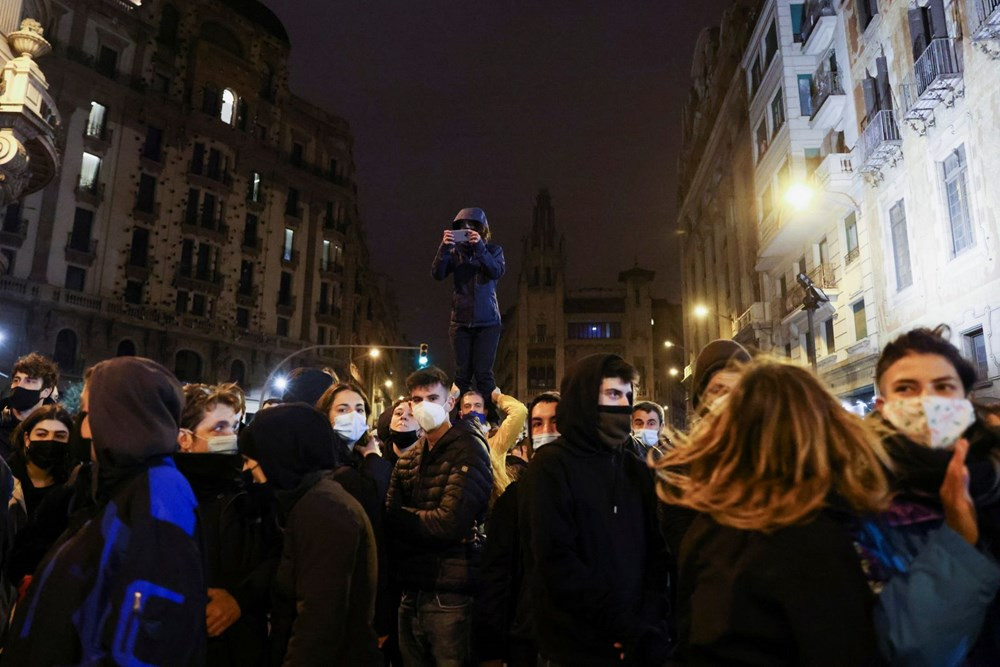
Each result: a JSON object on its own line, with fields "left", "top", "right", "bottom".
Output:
{"left": 784, "top": 182, "right": 817, "bottom": 212}
{"left": 369, "top": 347, "right": 381, "bottom": 359}
{"left": 664, "top": 340, "right": 675, "bottom": 348}
{"left": 693, "top": 304, "right": 710, "bottom": 319}
{"left": 668, "top": 367, "right": 680, "bottom": 377}
{"left": 384, "top": 379, "right": 393, "bottom": 389}
{"left": 273, "top": 376, "right": 288, "bottom": 392}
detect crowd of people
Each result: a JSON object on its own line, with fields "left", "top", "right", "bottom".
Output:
{"left": 0, "top": 208, "right": 995, "bottom": 665}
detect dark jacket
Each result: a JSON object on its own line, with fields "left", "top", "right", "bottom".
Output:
{"left": 677, "top": 512, "right": 880, "bottom": 666}
{"left": 431, "top": 240, "right": 505, "bottom": 327}
{"left": 174, "top": 453, "right": 279, "bottom": 667}
{"left": 519, "top": 354, "right": 670, "bottom": 666}
{"left": 475, "top": 480, "right": 524, "bottom": 662}
{"left": 385, "top": 418, "right": 493, "bottom": 595}
{"left": 5, "top": 357, "right": 206, "bottom": 665}
{"left": 240, "top": 404, "right": 379, "bottom": 666}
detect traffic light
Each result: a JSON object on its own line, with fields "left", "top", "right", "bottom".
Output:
{"left": 418, "top": 343, "right": 429, "bottom": 368}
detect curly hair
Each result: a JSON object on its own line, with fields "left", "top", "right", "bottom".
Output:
{"left": 180, "top": 383, "right": 246, "bottom": 431}
{"left": 653, "top": 358, "right": 890, "bottom": 533}
{"left": 12, "top": 352, "right": 60, "bottom": 389}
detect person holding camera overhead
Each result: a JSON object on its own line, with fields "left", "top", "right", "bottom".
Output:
{"left": 432, "top": 207, "right": 506, "bottom": 413}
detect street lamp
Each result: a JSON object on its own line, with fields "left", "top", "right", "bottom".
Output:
{"left": 384, "top": 379, "right": 393, "bottom": 389}
{"left": 692, "top": 304, "right": 710, "bottom": 319}
{"left": 784, "top": 182, "right": 816, "bottom": 212}
{"left": 369, "top": 348, "right": 381, "bottom": 359}
{"left": 273, "top": 376, "right": 288, "bottom": 392}
{"left": 797, "top": 271, "right": 830, "bottom": 372}
{"left": 668, "top": 367, "right": 680, "bottom": 377}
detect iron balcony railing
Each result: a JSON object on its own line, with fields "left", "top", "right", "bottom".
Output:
{"left": 859, "top": 109, "right": 902, "bottom": 170}
{"left": 801, "top": 0, "right": 835, "bottom": 45}
{"left": 913, "top": 38, "right": 963, "bottom": 97}
{"left": 971, "top": 0, "right": 1000, "bottom": 40}
{"left": 810, "top": 70, "right": 844, "bottom": 118}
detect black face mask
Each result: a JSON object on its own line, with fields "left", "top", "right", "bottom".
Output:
{"left": 27, "top": 439, "right": 68, "bottom": 471}
{"left": 390, "top": 429, "right": 420, "bottom": 450}
{"left": 8, "top": 387, "right": 44, "bottom": 413}
{"left": 69, "top": 411, "right": 93, "bottom": 463}
{"left": 596, "top": 406, "right": 633, "bottom": 449}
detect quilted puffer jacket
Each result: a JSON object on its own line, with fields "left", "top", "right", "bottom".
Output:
{"left": 385, "top": 418, "right": 493, "bottom": 594}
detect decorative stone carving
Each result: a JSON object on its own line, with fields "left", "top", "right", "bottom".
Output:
{"left": 8, "top": 18, "right": 51, "bottom": 60}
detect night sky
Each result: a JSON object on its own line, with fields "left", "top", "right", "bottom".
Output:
{"left": 261, "top": 0, "right": 733, "bottom": 369}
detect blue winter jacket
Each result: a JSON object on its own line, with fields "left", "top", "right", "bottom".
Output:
{"left": 854, "top": 505, "right": 1000, "bottom": 666}
{"left": 432, "top": 240, "right": 505, "bottom": 327}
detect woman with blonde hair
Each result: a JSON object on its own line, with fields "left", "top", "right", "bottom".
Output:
{"left": 654, "top": 358, "right": 890, "bottom": 665}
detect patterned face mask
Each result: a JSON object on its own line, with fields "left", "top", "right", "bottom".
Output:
{"left": 880, "top": 396, "right": 976, "bottom": 449}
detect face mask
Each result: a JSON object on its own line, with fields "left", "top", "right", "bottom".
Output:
{"left": 881, "top": 396, "right": 976, "bottom": 449}
{"left": 8, "top": 387, "right": 43, "bottom": 413}
{"left": 413, "top": 400, "right": 448, "bottom": 432}
{"left": 69, "top": 411, "right": 92, "bottom": 462}
{"left": 467, "top": 411, "right": 488, "bottom": 426}
{"left": 27, "top": 439, "right": 66, "bottom": 470}
{"left": 596, "top": 406, "right": 633, "bottom": 449}
{"left": 532, "top": 432, "right": 560, "bottom": 450}
{"left": 390, "top": 429, "right": 420, "bottom": 450}
{"left": 206, "top": 434, "right": 239, "bottom": 454}
{"left": 333, "top": 412, "right": 368, "bottom": 444}
{"left": 635, "top": 429, "right": 660, "bottom": 447}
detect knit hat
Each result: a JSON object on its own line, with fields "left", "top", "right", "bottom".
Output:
{"left": 691, "top": 339, "right": 751, "bottom": 409}
{"left": 282, "top": 368, "right": 335, "bottom": 406}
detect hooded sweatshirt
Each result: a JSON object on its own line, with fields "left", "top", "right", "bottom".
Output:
{"left": 240, "top": 404, "right": 379, "bottom": 666}
{"left": 519, "top": 354, "right": 671, "bottom": 666}
{"left": 431, "top": 216, "right": 505, "bottom": 327}
{"left": 5, "top": 357, "right": 206, "bottom": 666}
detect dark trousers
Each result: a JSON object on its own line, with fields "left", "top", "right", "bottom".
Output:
{"left": 449, "top": 324, "right": 501, "bottom": 401}
{"left": 398, "top": 591, "right": 474, "bottom": 666}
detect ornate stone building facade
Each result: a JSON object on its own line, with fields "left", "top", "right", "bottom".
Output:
{"left": 0, "top": 0, "right": 404, "bottom": 409}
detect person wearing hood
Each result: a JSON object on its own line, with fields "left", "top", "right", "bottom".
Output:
{"left": 282, "top": 366, "right": 337, "bottom": 406}
{"left": 432, "top": 207, "right": 506, "bottom": 413}
{"left": 5, "top": 357, "right": 205, "bottom": 665}
{"left": 385, "top": 366, "right": 493, "bottom": 666}
{"left": 0, "top": 352, "right": 60, "bottom": 462}
{"left": 690, "top": 339, "right": 751, "bottom": 418}
{"left": 377, "top": 399, "right": 422, "bottom": 467}
{"left": 175, "top": 382, "right": 278, "bottom": 666}
{"left": 519, "top": 354, "right": 670, "bottom": 666}
{"left": 239, "top": 403, "right": 379, "bottom": 666}
{"left": 854, "top": 326, "right": 1000, "bottom": 665}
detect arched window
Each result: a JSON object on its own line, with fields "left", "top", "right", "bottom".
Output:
{"left": 53, "top": 329, "right": 78, "bottom": 373}
{"left": 158, "top": 4, "right": 180, "bottom": 44}
{"left": 229, "top": 359, "right": 246, "bottom": 387}
{"left": 220, "top": 89, "right": 236, "bottom": 125}
{"left": 174, "top": 350, "right": 203, "bottom": 383}
{"left": 116, "top": 339, "right": 136, "bottom": 356}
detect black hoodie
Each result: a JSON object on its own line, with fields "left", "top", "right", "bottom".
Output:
{"left": 519, "top": 354, "right": 671, "bottom": 666}
{"left": 5, "top": 357, "right": 206, "bottom": 665}
{"left": 240, "top": 404, "right": 379, "bottom": 666}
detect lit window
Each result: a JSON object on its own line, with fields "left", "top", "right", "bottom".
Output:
{"left": 283, "top": 228, "right": 294, "bottom": 261}
{"left": 86, "top": 102, "right": 107, "bottom": 138}
{"left": 79, "top": 153, "right": 102, "bottom": 191}
{"left": 220, "top": 89, "right": 237, "bottom": 125}
{"left": 322, "top": 239, "right": 331, "bottom": 270}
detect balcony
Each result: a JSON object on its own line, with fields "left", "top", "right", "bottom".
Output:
{"left": 188, "top": 162, "right": 233, "bottom": 193}
{"left": 237, "top": 288, "right": 257, "bottom": 308}
{"left": 64, "top": 233, "right": 97, "bottom": 266}
{"left": 132, "top": 201, "right": 160, "bottom": 223}
{"left": 757, "top": 205, "right": 824, "bottom": 271}
{"left": 813, "top": 153, "right": 855, "bottom": 199}
{"left": 246, "top": 194, "right": 266, "bottom": 212}
{"left": 901, "top": 38, "right": 964, "bottom": 125}
{"left": 284, "top": 205, "right": 303, "bottom": 224}
{"left": 175, "top": 268, "right": 224, "bottom": 296}
{"left": 74, "top": 182, "right": 105, "bottom": 207}
{"left": 83, "top": 127, "right": 113, "bottom": 153}
{"left": 280, "top": 249, "right": 300, "bottom": 269}
{"left": 971, "top": 0, "right": 1000, "bottom": 43}
{"left": 0, "top": 217, "right": 28, "bottom": 248}
{"left": 734, "top": 302, "right": 769, "bottom": 345}
{"left": 801, "top": 0, "right": 836, "bottom": 55}
{"left": 773, "top": 264, "right": 840, "bottom": 322}
{"left": 241, "top": 235, "right": 262, "bottom": 256}
{"left": 858, "top": 109, "right": 902, "bottom": 177}
{"left": 276, "top": 293, "right": 297, "bottom": 316}
{"left": 125, "top": 260, "right": 150, "bottom": 282}
{"left": 316, "top": 302, "right": 341, "bottom": 324}
{"left": 809, "top": 70, "right": 846, "bottom": 131}
{"left": 182, "top": 220, "right": 229, "bottom": 244}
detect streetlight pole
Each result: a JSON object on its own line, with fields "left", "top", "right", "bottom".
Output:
{"left": 797, "top": 272, "right": 829, "bottom": 372}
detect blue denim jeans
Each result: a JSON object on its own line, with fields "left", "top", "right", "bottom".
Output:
{"left": 398, "top": 590, "right": 473, "bottom": 667}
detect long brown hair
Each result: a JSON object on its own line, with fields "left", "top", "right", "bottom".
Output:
{"left": 653, "top": 358, "right": 890, "bottom": 533}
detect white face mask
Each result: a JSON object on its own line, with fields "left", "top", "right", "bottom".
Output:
{"left": 635, "top": 429, "right": 660, "bottom": 447}
{"left": 413, "top": 400, "right": 448, "bottom": 433}
{"left": 881, "top": 396, "right": 976, "bottom": 449}
{"left": 333, "top": 411, "right": 368, "bottom": 444}
{"left": 532, "top": 432, "right": 560, "bottom": 450}
{"left": 206, "top": 434, "right": 239, "bottom": 454}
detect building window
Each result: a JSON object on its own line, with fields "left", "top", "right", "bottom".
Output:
{"left": 824, "top": 318, "right": 836, "bottom": 354}
{"left": 1, "top": 249, "right": 14, "bottom": 274}
{"left": 790, "top": 3, "right": 805, "bottom": 43}
{"left": 785, "top": 342, "right": 793, "bottom": 358}
{"left": 755, "top": 119, "right": 769, "bottom": 160}
{"left": 943, "top": 146, "right": 974, "bottom": 255}
{"left": 797, "top": 74, "right": 813, "bottom": 116}
{"left": 202, "top": 84, "right": 219, "bottom": 115}
{"left": 143, "top": 125, "right": 163, "bottom": 161}
{"left": 239, "top": 260, "right": 254, "bottom": 295}
{"left": 129, "top": 227, "right": 149, "bottom": 267}
{"left": 196, "top": 242, "right": 212, "bottom": 280}
{"left": 124, "top": 281, "right": 143, "bottom": 305}
{"left": 291, "top": 142, "right": 304, "bottom": 166}
{"left": 243, "top": 214, "right": 258, "bottom": 248}
{"left": 567, "top": 322, "right": 622, "bottom": 340}
{"left": 174, "top": 350, "right": 203, "bottom": 383}
{"left": 764, "top": 20, "right": 778, "bottom": 68}
{"left": 322, "top": 239, "right": 332, "bottom": 270}
{"left": 853, "top": 299, "right": 868, "bottom": 340}
{"left": 97, "top": 45, "right": 118, "bottom": 78}
{"left": 277, "top": 317, "right": 289, "bottom": 337}
{"left": 116, "top": 339, "right": 137, "bottom": 356}
{"left": 964, "top": 328, "right": 988, "bottom": 380}
{"left": 845, "top": 212, "right": 860, "bottom": 265}
{"left": 248, "top": 171, "right": 262, "bottom": 202}
{"left": 779, "top": 274, "right": 788, "bottom": 299}
{"left": 192, "top": 293, "right": 206, "bottom": 317}
{"left": 65, "top": 266, "right": 86, "bottom": 292}
{"left": 889, "top": 200, "right": 912, "bottom": 290}
{"left": 69, "top": 208, "right": 94, "bottom": 251}
{"left": 185, "top": 188, "right": 200, "bottom": 225}
{"left": 279, "top": 271, "right": 292, "bottom": 305}
{"left": 317, "top": 326, "right": 327, "bottom": 345}
{"left": 158, "top": 4, "right": 180, "bottom": 44}
{"left": 286, "top": 188, "right": 300, "bottom": 217}
{"left": 79, "top": 153, "right": 101, "bottom": 191}
{"left": 176, "top": 290, "right": 189, "bottom": 313}
{"left": 136, "top": 173, "right": 156, "bottom": 213}
{"left": 236, "top": 307, "right": 250, "bottom": 329}
{"left": 201, "top": 192, "right": 218, "bottom": 228}
{"left": 770, "top": 89, "right": 785, "bottom": 137}
{"left": 283, "top": 228, "right": 294, "bottom": 261}
{"left": 86, "top": 102, "right": 107, "bottom": 138}
{"left": 761, "top": 184, "right": 773, "bottom": 221}
{"left": 857, "top": 0, "right": 879, "bottom": 32}
{"left": 804, "top": 147, "right": 822, "bottom": 176}
{"left": 229, "top": 360, "right": 246, "bottom": 387}
{"left": 220, "top": 88, "right": 237, "bottom": 125}
{"left": 53, "top": 329, "right": 78, "bottom": 372}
